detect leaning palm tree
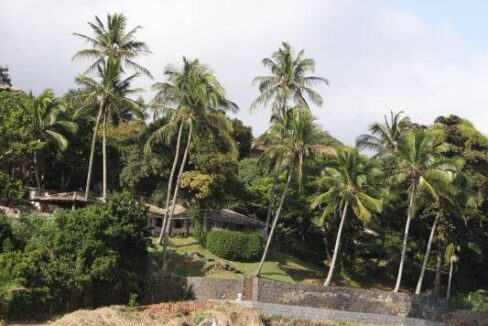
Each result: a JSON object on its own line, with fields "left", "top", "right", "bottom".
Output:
{"left": 28, "top": 89, "right": 78, "bottom": 191}
{"left": 73, "top": 13, "right": 151, "bottom": 77}
{"left": 255, "top": 107, "right": 323, "bottom": 276}
{"left": 74, "top": 56, "right": 143, "bottom": 200}
{"left": 312, "top": 150, "right": 383, "bottom": 286}
{"left": 390, "top": 130, "right": 458, "bottom": 292}
{"left": 250, "top": 42, "right": 328, "bottom": 114}
{"left": 356, "top": 111, "right": 411, "bottom": 157}
{"left": 146, "top": 58, "right": 238, "bottom": 267}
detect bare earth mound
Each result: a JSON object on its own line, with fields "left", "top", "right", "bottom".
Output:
{"left": 50, "top": 301, "right": 264, "bottom": 326}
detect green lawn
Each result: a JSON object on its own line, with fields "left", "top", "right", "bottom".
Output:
{"left": 153, "top": 237, "right": 323, "bottom": 283}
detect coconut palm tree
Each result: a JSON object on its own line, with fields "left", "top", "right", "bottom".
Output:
{"left": 145, "top": 58, "right": 238, "bottom": 267}
{"left": 414, "top": 171, "right": 470, "bottom": 295}
{"left": 73, "top": 13, "right": 151, "bottom": 77}
{"left": 255, "top": 107, "right": 323, "bottom": 276}
{"left": 311, "top": 150, "right": 383, "bottom": 286}
{"left": 390, "top": 130, "right": 458, "bottom": 292}
{"left": 74, "top": 56, "right": 143, "bottom": 200}
{"left": 28, "top": 89, "right": 78, "bottom": 191}
{"left": 250, "top": 42, "right": 328, "bottom": 114}
{"left": 356, "top": 111, "right": 411, "bottom": 157}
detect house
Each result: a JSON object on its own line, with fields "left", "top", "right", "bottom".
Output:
{"left": 146, "top": 204, "right": 266, "bottom": 237}
{"left": 146, "top": 203, "right": 191, "bottom": 236}
{"left": 31, "top": 191, "right": 99, "bottom": 212}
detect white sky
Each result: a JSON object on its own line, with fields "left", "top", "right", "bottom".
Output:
{"left": 1, "top": 0, "right": 488, "bottom": 145}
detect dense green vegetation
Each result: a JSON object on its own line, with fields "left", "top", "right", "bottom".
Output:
{"left": 1, "top": 11, "right": 488, "bottom": 321}
{"left": 0, "top": 192, "right": 149, "bottom": 319}
{"left": 206, "top": 230, "right": 263, "bottom": 261}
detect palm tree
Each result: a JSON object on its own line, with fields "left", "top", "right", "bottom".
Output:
{"left": 255, "top": 107, "right": 323, "bottom": 276}
{"left": 145, "top": 58, "right": 238, "bottom": 267}
{"left": 414, "top": 172, "right": 467, "bottom": 295}
{"left": 250, "top": 42, "right": 328, "bottom": 114}
{"left": 311, "top": 150, "right": 383, "bottom": 286}
{"left": 251, "top": 42, "right": 327, "bottom": 237}
{"left": 73, "top": 13, "right": 151, "bottom": 77}
{"left": 356, "top": 111, "right": 411, "bottom": 157}
{"left": 390, "top": 130, "right": 458, "bottom": 292}
{"left": 74, "top": 56, "right": 143, "bottom": 200}
{"left": 28, "top": 89, "right": 78, "bottom": 191}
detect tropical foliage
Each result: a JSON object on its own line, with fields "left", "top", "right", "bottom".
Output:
{"left": 1, "top": 12, "right": 488, "bottom": 322}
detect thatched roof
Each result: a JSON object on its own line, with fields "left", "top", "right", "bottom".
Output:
{"left": 146, "top": 203, "right": 187, "bottom": 218}
{"left": 0, "top": 84, "right": 20, "bottom": 92}
{"left": 207, "top": 208, "right": 265, "bottom": 227}
{"left": 32, "top": 191, "right": 98, "bottom": 204}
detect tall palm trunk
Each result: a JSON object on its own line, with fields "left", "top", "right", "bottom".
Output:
{"left": 102, "top": 112, "right": 107, "bottom": 202}
{"left": 446, "top": 258, "right": 455, "bottom": 299}
{"left": 324, "top": 201, "right": 349, "bottom": 286}
{"left": 157, "top": 122, "right": 184, "bottom": 245}
{"left": 255, "top": 163, "right": 295, "bottom": 276}
{"left": 85, "top": 104, "right": 104, "bottom": 200}
{"left": 33, "top": 151, "right": 41, "bottom": 191}
{"left": 162, "top": 123, "right": 193, "bottom": 269}
{"left": 265, "top": 173, "right": 279, "bottom": 238}
{"left": 434, "top": 245, "right": 444, "bottom": 296}
{"left": 415, "top": 211, "right": 441, "bottom": 294}
{"left": 394, "top": 184, "right": 416, "bottom": 292}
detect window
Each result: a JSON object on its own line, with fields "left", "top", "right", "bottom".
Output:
{"left": 156, "top": 218, "right": 163, "bottom": 227}
{"left": 173, "top": 220, "right": 184, "bottom": 229}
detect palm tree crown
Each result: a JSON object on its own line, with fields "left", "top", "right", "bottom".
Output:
{"left": 356, "top": 111, "right": 411, "bottom": 157}
{"left": 251, "top": 42, "right": 328, "bottom": 114}
{"left": 73, "top": 13, "right": 151, "bottom": 77}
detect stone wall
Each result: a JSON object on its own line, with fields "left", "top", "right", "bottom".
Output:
{"left": 253, "top": 279, "right": 448, "bottom": 320}
{"left": 187, "top": 276, "right": 242, "bottom": 301}
{"left": 184, "top": 276, "right": 449, "bottom": 321}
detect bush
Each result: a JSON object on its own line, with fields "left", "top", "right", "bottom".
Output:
{"left": 0, "top": 192, "right": 151, "bottom": 320}
{"left": 206, "top": 230, "right": 263, "bottom": 262}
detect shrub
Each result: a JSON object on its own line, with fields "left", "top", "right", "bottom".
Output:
{"left": 206, "top": 230, "right": 263, "bottom": 262}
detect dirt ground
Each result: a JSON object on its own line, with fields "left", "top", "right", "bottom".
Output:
{"left": 8, "top": 301, "right": 348, "bottom": 326}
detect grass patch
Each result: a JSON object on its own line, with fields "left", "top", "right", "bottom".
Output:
{"left": 157, "top": 237, "right": 323, "bottom": 283}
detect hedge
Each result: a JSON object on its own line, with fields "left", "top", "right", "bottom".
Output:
{"left": 206, "top": 230, "right": 263, "bottom": 262}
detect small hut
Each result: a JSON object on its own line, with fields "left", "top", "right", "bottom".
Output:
{"left": 32, "top": 191, "right": 99, "bottom": 212}
{"left": 146, "top": 204, "right": 266, "bottom": 237}
{"left": 146, "top": 203, "right": 190, "bottom": 236}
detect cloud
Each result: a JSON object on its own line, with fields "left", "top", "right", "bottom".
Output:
{"left": 0, "top": 0, "right": 487, "bottom": 145}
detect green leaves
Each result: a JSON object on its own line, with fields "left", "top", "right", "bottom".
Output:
{"left": 312, "top": 149, "right": 383, "bottom": 226}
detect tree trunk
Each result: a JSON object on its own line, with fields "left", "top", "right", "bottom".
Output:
{"left": 33, "top": 151, "right": 41, "bottom": 192}
{"left": 394, "top": 184, "right": 416, "bottom": 293}
{"left": 447, "top": 259, "right": 454, "bottom": 299}
{"left": 84, "top": 105, "right": 104, "bottom": 200}
{"left": 415, "top": 211, "right": 440, "bottom": 294}
{"left": 324, "top": 201, "right": 349, "bottom": 286}
{"left": 265, "top": 173, "right": 279, "bottom": 238}
{"left": 157, "top": 122, "right": 184, "bottom": 245}
{"left": 434, "top": 246, "right": 443, "bottom": 296}
{"left": 102, "top": 112, "right": 107, "bottom": 202}
{"left": 162, "top": 123, "right": 193, "bottom": 269}
{"left": 255, "top": 163, "right": 295, "bottom": 276}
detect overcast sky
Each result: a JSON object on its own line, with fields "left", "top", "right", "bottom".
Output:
{"left": 1, "top": 0, "right": 488, "bottom": 145}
